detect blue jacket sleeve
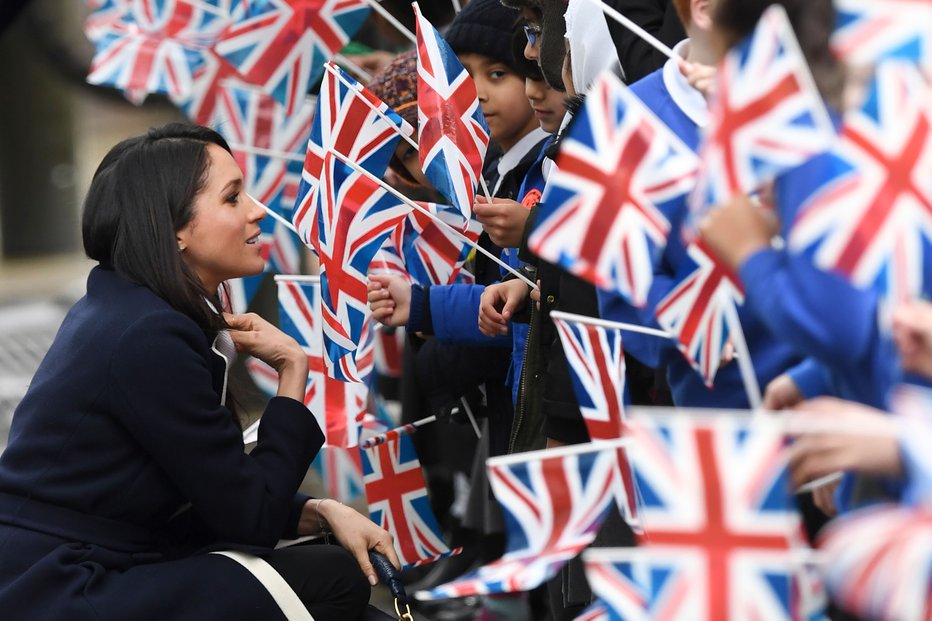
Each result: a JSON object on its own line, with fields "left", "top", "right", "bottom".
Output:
{"left": 739, "top": 247, "right": 880, "bottom": 369}
{"left": 785, "top": 358, "right": 833, "bottom": 399}
{"left": 428, "top": 283, "right": 512, "bottom": 346}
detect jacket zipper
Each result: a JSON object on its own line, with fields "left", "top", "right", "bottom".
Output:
{"left": 508, "top": 302, "right": 537, "bottom": 454}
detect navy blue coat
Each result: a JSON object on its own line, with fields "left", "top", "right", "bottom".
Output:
{"left": 0, "top": 266, "right": 324, "bottom": 620}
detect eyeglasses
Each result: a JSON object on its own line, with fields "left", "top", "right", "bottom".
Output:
{"left": 523, "top": 24, "right": 542, "bottom": 47}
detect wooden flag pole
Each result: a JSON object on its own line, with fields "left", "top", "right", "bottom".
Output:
{"left": 248, "top": 194, "right": 300, "bottom": 236}
{"left": 334, "top": 53, "right": 373, "bottom": 83}
{"left": 329, "top": 149, "right": 539, "bottom": 290}
{"left": 228, "top": 143, "right": 305, "bottom": 163}
{"left": 722, "top": 300, "right": 763, "bottom": 410}
{"left": 549, "top": 310, "right": 674, "bottom": 340}
{"left": 579, "top": 0, "right": 680, "bottom": 62}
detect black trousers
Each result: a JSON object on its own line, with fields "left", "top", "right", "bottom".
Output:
{"left": 265, "top": 543, "right": 371, "bottom": 620}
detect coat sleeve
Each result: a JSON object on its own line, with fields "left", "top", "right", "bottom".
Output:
{"left": 428, "top": 283, "right": 512, "bottom": 346}
{"left": 739, "top": 247, "right": 881, "bottom": 369}
{"left": 108, "top": 310, "right": 324, "bottom": 547}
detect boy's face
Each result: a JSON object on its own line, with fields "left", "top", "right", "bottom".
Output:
{"left": 458, "top": 53, "right": 538, "bottom": 151}
{"left": 525, "top": 77, "right": 566, "bottom": 134}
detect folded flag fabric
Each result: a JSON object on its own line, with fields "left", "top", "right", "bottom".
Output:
{"left": 832, "top": 0, "right": 932, "bottom": 68}
{"left": 552, "top": 316, "right": 640, "bottom": 528}
{"left": 415, "top": 441, "right": 623, "bottom": 600}
{"left": 691, "top": 4, "right": 835, "bottom": 220}
{"left": 215, "top": 0, "right": 369, "bottom": 115}
{"left": 413, "top": 2, "right": 490, "bottom": 221}
{"left": 85, "top": 0, "right": 233, "bottom": 104}
{"left": 817, "top": 503, "right": 932, "bottom": 621}
{"left": 788, "top": 61, "right": 932, "bottom": 306}
{"left": 292, "top": 62, "right": 412, "bottom": 250}
{"left": 654, "top": 241, "right": 745, "bottom": 387}
{"left": 314, "top": 152, "right": 411, "bottom": 382}
{"left": 626, "top": 408, "right": 823, "bottom": 620}
{"left": 361, "top": 432, "right": 459, "bottom": 569}
{"left": 276, "top": 276, "right": 368, "bottom": 447}
{"left": 529, "top": 71, "right": 697, "bottom": 308}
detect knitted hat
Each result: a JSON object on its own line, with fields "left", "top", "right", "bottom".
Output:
{"left": 367, "top": 50, "right": 419, "bottom": 182}
{"left": 368, "top": 49, "right": 419, "bottom": 131}
{"left": 445, "top": 0, "right": 521, "bottom": 70}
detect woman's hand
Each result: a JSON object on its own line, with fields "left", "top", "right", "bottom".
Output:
{"left": 367, "top": 274, "right": 412, "bottom": 327}
{"left": 302, "top": 499, "right": 400, "bottom": 586}
{"left": 478, "top": 279, "right": 529, "bottom": 336}
{"left": 224, "top": 312, "right": 307, "bottom": 400}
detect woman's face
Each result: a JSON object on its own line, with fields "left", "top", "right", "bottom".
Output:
{"left": 176, "top": 144, "right": 266, "bottom": 293}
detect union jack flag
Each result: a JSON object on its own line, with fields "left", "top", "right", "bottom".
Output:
{"left": 292, "top": 62, "right": 412, "bottom": 249}
{"left": 414, "top": 3, "right": 491, "bottom": 221}
{"left": 373, "top": 325, "right": 404, "bottom": 379}
{"left": 575, "top": 601, "right": 610, "bottom": 621}
{"left": 552, "top": 316, "right": 640, "bottom": 528}
{"left": 276, "top": 276, "right": 368, "bottom": 447}
{"left": 817, "top": 504, "right": 932, "bottom": 621}
{"left": 528, "top": 71, "right": 697, "bottom": 308}
{"left": 222, "top": 273, "right": 264, "bottom": 314}
{"left": 361, "top": 433, "right": 459, "bottom": 569}
{"left": 210, "top": 82, "right": 313, "bottom": 217}
{"left": 692, "top": 4, "right": 835, "bottom": 216}
{"left": 415, "top": 442, "right": 620, "bottom": 600}
{"left": 832, "top": 0, "right": 932, "bottom": 68}
{"left": 215, "top": 0, "right": 370, "bottom": 115}
{"left": 581, "top": 549, "right": 653, "bottom": 621}
{"left": 626, "top": 409, "right": 820, "bottom": 620}
{"left": 788, "top": 62, "right": 932, "bottom": 306}
{"left": 381, "top": 203, "right": 480, "bottom": 286}
{"left": 654, "top": 241, "right": 745, "bottom": 387}
{"left": 85, "top": 0, "right": 232, "bottom": 104}
{"left": 315, "top": 152, "right": 410, "bottom": 382}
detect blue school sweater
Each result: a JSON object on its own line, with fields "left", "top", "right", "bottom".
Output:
{"left": 597, "top": 65, "right": 802, "bottom": 408}
{"left": 741, "top": 148, "right": 902, "bottom": 410}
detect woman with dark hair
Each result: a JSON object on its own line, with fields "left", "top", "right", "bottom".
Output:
{"left": 0, "top": 123, "right": 398, "bottom": 620}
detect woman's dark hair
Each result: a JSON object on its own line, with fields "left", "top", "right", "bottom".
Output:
{"left": 82, "top": 123, "right": 233, "bottom": 333}
{"left": 712, "top": 0, "right": 844, "bottom": 107}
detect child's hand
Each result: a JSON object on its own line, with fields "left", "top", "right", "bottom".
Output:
{"left": 679, "top": 60, "right": 717, "bottom": 99}
{"left": 473, "top": 197, "right": 531, "bottom": 248}
{"left": 893, "top": 301, "right": 932, "bottom": 380}
{"left": 478, "top": 279, "right": 529, "bottom": 337}
{"left": 698, "top": 194, "right": 779, "bottom": 269}
{"left": 367, "top": 274, "right": 411, "bottom": 327}
{"left": 787, "top": 397, "right": 903, "bottom": 488}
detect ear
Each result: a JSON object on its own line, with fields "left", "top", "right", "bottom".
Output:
{"left": 692, "top": 0, "right": 713, "bottom": 31}
{"left": 176, "top": 224, "right": 190, "bottom": 253}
